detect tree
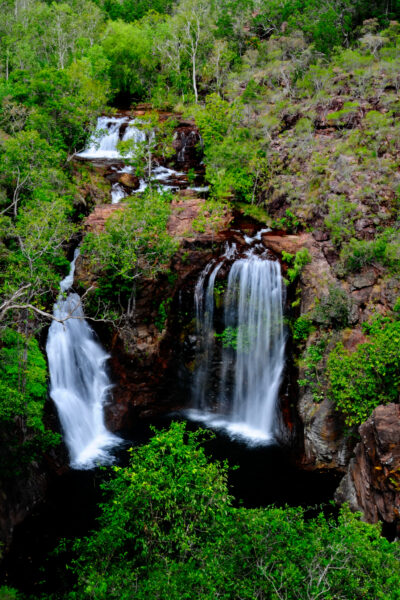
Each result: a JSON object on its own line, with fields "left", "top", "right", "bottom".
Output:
{"left": 0, "top": 130, "right": 67, "bottom": 216}
{"left": 173, "top": 0, "right": 212, "bottom": 103}
{"left": 81, "top": 190, "right": 178, "bottom": 319}
{"left": 69, "top": 422, "right": 400, "bottom": 600}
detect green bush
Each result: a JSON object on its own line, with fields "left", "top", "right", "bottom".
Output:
{"left": 81, "top": 189, "right": 178, "bottom": 317}
{"left": 0, "top": 328, "right": 60, "bottom": 475}
{"left": 298, "top": 336, "right": 328, "bottom": 402}
{"left": 292, "top": 315, "right": 314, "bottom": 341}
{"left": 340, "top": 229, "right": 400, "bottom": 274}
{"left": 324, "top": 196, "right": 360, "bottom": 248}
{"left": 69, "top": 422, "right": 400, "bottom": 600}
{"left": 282, "top": 248, "right": 312, "bottom": 283}
{"left": 312, "top": 285, "right": 352, "bottom": 329}
{"left": 327, "top": 318, "right": 400, "bottom": 425}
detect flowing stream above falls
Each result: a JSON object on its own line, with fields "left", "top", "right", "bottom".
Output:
{"left": 76, "top": 115, "right": 146, "bottom": 160}
{"left": 187, "top": 239, "right": 286, "bottom": 444}
{"left": 46, "top": 250, "right": 121, "bottom": 469}
{"left": 76, "top": 115, "right": 204, "bottom": 203}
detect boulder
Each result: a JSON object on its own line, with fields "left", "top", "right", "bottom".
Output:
{"left": 118, "top": 172, "right": 140, "bottom": 189}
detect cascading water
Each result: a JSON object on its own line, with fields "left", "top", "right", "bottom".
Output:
{"left": 77, "top": 116, "right": 145, "bottom": 160}
{"left": 46, "top": 250, "right": 121, "bottom": 469}
{"left": 189, "top": 244, "right": 285, "bottom": 444}
{"left": 192, "top": 261, "right": 223, "bottom": 410}
{"left": 77, "top": 117, "right": 187, "bottom": 202}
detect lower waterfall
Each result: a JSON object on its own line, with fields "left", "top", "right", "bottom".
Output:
{"left": 46, "top": 251, "right": 121, "bottom": 469}
{"left": 189, "top": 250, "right": 285, "bottom": 444}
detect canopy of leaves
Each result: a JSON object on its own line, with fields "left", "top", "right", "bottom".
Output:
{"left": 0, "top": 328, "right": 60, "bottom": 477}
{"left": 327, "top": 318, "right": 400, "bottom": 425}
{"left": 70, "top": 422, "right": 400, "bottom": 600}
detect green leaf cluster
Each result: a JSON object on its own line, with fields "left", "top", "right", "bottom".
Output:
{"left": 81, "top": 189, "right": 178, "bottom": 315}
{"left": 327, "top": 318, "right": 400, "bottom": 425}
{"left": 69, "top": 422, "right": 400, "bottom": 600}
{"left": 282, "top": 248, "right": 312, "bottom": 283}
{"left": 0, "top": 328, "right": 60, "bottom": 476}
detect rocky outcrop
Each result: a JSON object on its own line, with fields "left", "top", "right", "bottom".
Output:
{"left": 172, "top": 121, "right": 202, "bottom": 171}
{"left": 75, "top": 196, "right": 232, "bottom": 431}
{"left": 335, "top": 404, "right": 400, "bottom": 532}
{"left": 261, "top": 231, "right": 353, "bottom": 467}
{"left": 298, "top": 391, "right": 355, "bottom": 470}
{"left": 261, "top": 231, "right": 336, "bottom": 314}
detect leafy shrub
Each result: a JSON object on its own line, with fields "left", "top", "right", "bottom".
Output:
{"left": 292, "top": 315, "right": 314, "bottom": 341}
{"left": 0, "top": 328, "right": 60, "bottom": 475}
{"left": 340, "top": 229, "right": 400, "bottom": 273}
{"left": 81, "top": 189, "right": 178, "bottom": 317}
{"left": 324, "top": 196, "right": 360, "bottom": 248}
{"left": 273, "top": 209, "right": 301, "bottom": 233}
{"left": 312, "top": 285, "right": 352, "bottom": 329}
{"left": 215, "top": 325, "right": 239, "bottom": 349}
{"left": 282, "top": 248, "right": 312, "bottom": 283}
{"left": 327, "top": 318, "right": 400, "bottom": 425}
{"left": 70, "top": 422, "right": 400, "bottom": 600}
{"left": 298, "top": 336, "right": 329, "bottom": 402}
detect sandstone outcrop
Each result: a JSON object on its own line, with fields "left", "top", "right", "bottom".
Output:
{"left": 335, "top": 403, "right": 400, "bottom": 533}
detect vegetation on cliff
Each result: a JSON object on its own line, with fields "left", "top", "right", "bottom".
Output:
{"left": 65, "top": 424, "right": 400, "bottom": 599}
{"left": 1, "top": 0, "right": 400, "bottom": 594}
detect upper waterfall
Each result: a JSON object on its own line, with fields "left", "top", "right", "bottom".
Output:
{"left": 76, "top": 116, "right": 145, "bottom": 160}
{"left": 189, "top": 246, "right": 285, "bottom": 444}
{"left": 46, "top": 250, "right": 121, "bottom": 469}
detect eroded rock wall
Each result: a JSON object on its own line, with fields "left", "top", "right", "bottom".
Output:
{"left": 335, "top": 404, "right": 400, "bottom": 534}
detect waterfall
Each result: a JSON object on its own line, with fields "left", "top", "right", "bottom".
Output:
{"left": 192, "top": 261, "right": 223, "bottom": 409}
{"left": 46, "top": 250, "right": 121, "bottom": 469}
{"left": 76, "top": 116, "right": 145, "bottom": 160}
{"left": 77, "top": 117, "right": 187, "bottom": 202}
{"left": 189, "top": 249, "right": 285, "bottom": 444}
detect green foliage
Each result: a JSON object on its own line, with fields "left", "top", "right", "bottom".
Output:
{"left": 155, "top": 297, "right": 172, "bottom": 332}
{"left": 193, "top": 94, "right": 263, "bottom": 202}
{"left": 312, "top": 285, "right": 352, "bottom": 329}
{"left": 81, "top": 190, "right": 178, "bottom": 316}
{"left": 340, "top": 229, "right": 400, "bottom": 273}
{"left": 324, "top": 196, "right": 360, "bottom": 248}
{"left": 327, "top": 318, "right": 400, "bottom": 425}
{"left": 71, "top": 422, "right": 231, "bottom": 594}
{"left": 292, "top": 315, "right": 314, "bottom": 341}
{"left": 282, "top": 248, "right": 312, "bottom": 283}
{"left": 70, "top": 422, "right": 400, "bottom": 600}
{"left": 95, "top": 0, "right": 173, "bottom": 22}
{"left": 214, "top": 325, "right": 239, "bottom": 349}
{"left": 0, "top": 587, "right": 20, "bottom": 600}
{"left": 327, "top": 101, "right": 360, "bottom": 128}
{"left": 299, "top": 336, "right": 329, "bottom": 402}
{"left": 273, "top": 209, "right": 301, "bottom": 233}
{"left": 0, "top": 328, "right": 60, "bottom": 476}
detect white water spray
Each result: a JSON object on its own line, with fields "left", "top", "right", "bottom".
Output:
{"left": 46, "top": 251, "right": 121, "bottom": 469}
{"left": 77, "top": 116, "right": 145, "bottom": 160}
{"left": 189, "top": 248, "right": 285, "bottom": 444}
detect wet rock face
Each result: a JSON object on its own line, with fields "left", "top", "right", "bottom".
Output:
{"left": 335, "top": 404, "right": 400, "bottom": 532}
{"left": 173, "top": 122, "right": 202, "bottom": 171}
{"left": 298, "top": 391, "right": 355, "bottom": 470}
